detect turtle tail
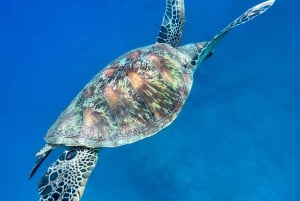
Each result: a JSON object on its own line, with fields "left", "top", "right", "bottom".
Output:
{"left": 38, "top": 147, "right": 99, "bottom": 201}
{"left": 29, "top": 146, "right": 53, "bottom": 179}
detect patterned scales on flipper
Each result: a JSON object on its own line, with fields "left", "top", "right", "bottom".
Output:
{"left": 191, "top": 0, "right": 275, "bottom": 66}
{"left": 157, "top": 0, "right": 185, "bottom": 47}
{"left": 38, "top": 147, "right": 99, "bottom": 201}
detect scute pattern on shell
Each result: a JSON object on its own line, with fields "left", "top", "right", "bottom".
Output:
{"left": 45, "top": 43, "right": 193, "bottom": 147}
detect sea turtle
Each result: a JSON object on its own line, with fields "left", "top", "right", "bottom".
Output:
{"left": 29, "top": 0, "right": 275, "bottom": 200}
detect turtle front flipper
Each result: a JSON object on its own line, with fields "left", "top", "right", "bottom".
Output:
{"left": 157, "top": 0, "right": 185, "bottom": 47}
{"left": 191, "top": 0, "right": 275, "bottom": 66}
{"left": 38, "top": 147, "right": 99, "bottom": 201}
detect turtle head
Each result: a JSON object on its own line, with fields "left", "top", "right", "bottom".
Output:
{"left": 178, "top": 42, "right": 214, "bottom": 72}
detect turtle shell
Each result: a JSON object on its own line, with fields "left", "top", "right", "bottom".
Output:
{"left": 45, "top": 43, "right": 194, "bottom": 147}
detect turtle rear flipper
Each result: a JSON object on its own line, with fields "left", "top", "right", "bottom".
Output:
{"left": 38, "top": 147, "right": 99, "bottom": 201}
{"left": 191, "top": 0, "right": 275, "bottom": 66}
{"left": 157, "top": 0, "right": 185, "bottom": 47}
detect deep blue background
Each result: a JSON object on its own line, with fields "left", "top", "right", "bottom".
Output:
{"left": 0, "top": 0, "right": 299, "bottom": 200}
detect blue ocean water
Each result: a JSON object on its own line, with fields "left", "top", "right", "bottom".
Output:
{"left": 0, "top": 0, "right": 299, "bottom": 200}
